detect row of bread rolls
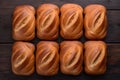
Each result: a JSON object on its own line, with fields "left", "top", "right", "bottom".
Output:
{"left": 11, "top": 41, "right": 107, "bottom": 76}
{"left": 12, "top": 3, "right": 107, "bottom": 41}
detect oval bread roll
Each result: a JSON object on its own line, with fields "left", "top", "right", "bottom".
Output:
{"left": 84, "top": 4, "right": 107, "bottom": 39}
{"left": 84, "top": 41, "right": 107, "bottom": 75}
{"left": 11, "top": 42, "right": 35, "bottom": 75}
{"left": 60, "top": 4, "right": 83, "bottom": 39}
{"left": 12, "top": 5, "right": 35, "bottom": 41}
{"left": 36, "top": 41, "right": 59, "bottom": 76}
{"left": 60, "top": 41, "right": 83, "bottom": 75}
{"left": 36, "top": 4, "right": 59, "bottom": 40}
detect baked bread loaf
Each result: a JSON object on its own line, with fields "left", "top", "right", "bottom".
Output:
{"left": 36, "top": 4, "right": 59, "bottom": 40}
{"left": 11, "top": 42, "right": 35, "bottom": 75}
{"left": 12, "top": 5, "right": 35, "bottom": 41}
{"left": 84, "top": 41, "right": 107, "bottom": 75}
{"left": 36, "top": 41, "right": 59, "bottom": 76}
{"left": 60, "top": 41, "right": 83, "bottom": 75}
{"left": 84, "top": 4, "right": 107, "bottom": 39}
{"left": 60, "top": 4, "right": 83, "bottom": 39}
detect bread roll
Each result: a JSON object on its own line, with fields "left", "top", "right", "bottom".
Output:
{"left": 84, "top": 41, "right": 107, "bottom": 75}
{"left": 84, "top": 4, "right": 107, "bottom": 39}
{"left": 12, "top": 5, "right": 35, "bottom": 41}
{"left": 60, "top": 4, "right": 83, "bottom": 39}
{"left": 36, "top": 41, "right": 59, "bottom": 76}
{"left": 36, "top": 4, "right": 59, "bottom": 40}
{"left": 60, "top": 41, "right": 83, "bottom": 75}
{"left": 11, "top": 42, "right": 35, "bottom": 75}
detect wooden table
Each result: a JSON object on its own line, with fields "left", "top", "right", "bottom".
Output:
{"left": 0, "top": 0, "right": 120, "bottom": 80}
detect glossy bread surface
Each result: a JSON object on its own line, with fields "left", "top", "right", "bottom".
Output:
{"left": 84, "top": 4, "right": 107, "bottom": 39}
{"left": 36, "top": 4, "right": 59, "bottom": 40}
{"left": 60, "top": 4, "right": 83, "bottom": 39}
{"left": 36, "top": 41, "right": 59, "bottom": 76}
{"left": 60, "top": 41, "right": 83, "bottom": 75}
{"left": 12, "top": 5, "right": 35, "bottom": 41}
{"left": 11, "top": 42, "right": 35, "bottom": 75}
{"left": 84, "top": 41, "right": 107, "bottom": 75}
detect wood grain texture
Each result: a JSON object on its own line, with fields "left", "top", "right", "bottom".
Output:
{"left": 0, "top": 0, "right": 120, "bottom": 80}
{"left": 0, "top": 44, "right": 120, "bottom": 80}
{"left": 0, "top": 0, "right": 120, "bottom": 9}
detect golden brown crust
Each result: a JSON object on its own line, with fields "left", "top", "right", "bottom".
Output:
{"left": 84, "top": 41, "right": 107, "bottom": 75}
{"left": 12, "top": 5, "right": 35, "bottom": 41}
{"left": 11, "top": 42, "right": 35, "bottom": 75}
{"left": 36, "top": 4, "right": 59, "bottom": 40}
{"left": 60, "top": 4, "right": 83, "bottom": 39}
{"left": 84, "top": 4, "right": 107, "bottom": 39}
{"left": 36, "top": 41, "right": 59, "bottom": 76}
{"left": 60, "top": 41, "right": 83, "bottom": 75}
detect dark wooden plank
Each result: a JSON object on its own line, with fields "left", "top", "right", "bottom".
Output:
{"left": 105, "top": 24, "right": 120, "bottom": 42}
{"left": 0, "top": 43, "right": 120, "bottom": 80}
{"left": 0, "top": 0, "right": 120, "bottom": 9}
{"left": 0, "top": 9, "right": 120, "bottom": 43}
